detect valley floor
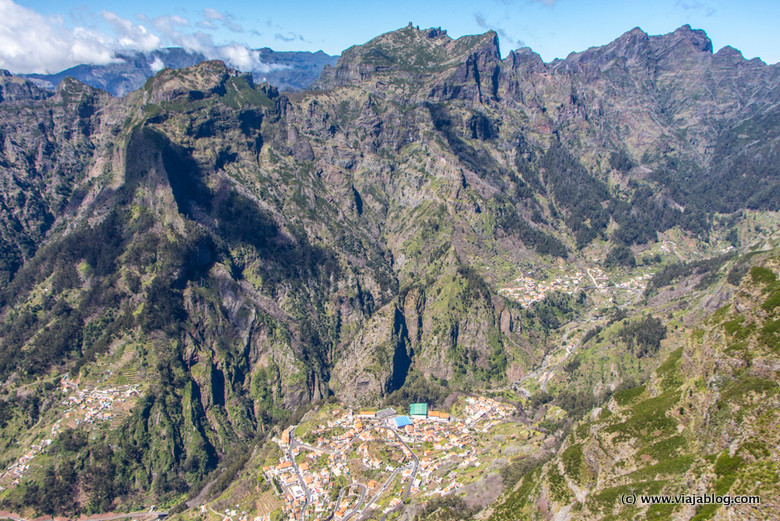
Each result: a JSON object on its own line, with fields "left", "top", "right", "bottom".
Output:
{"left": 255, "top": 397, "right": 534, "bottom": 521}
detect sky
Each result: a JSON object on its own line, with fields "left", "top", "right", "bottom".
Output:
{"left": 2, "top": 0, "right": 778, "bottom": 74}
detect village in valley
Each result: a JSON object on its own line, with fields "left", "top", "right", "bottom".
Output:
{"left": 0, "top": 245, "right": 704, "bottom": 518}
{"left": 253, "top": 396, "right": 540, "bottom": 521}
{"left": 232, "top": 262, "right": 670, "bottom": 521}
{"left": 0, "top": 375, "right": 140, "bottom": 490}
{"left": 498, "top": 265, "right": 653, "bottom": 308}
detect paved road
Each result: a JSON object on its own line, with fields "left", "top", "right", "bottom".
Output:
{"left": 355, "top": 484, "right": 367, "bottom": 510}
{"left": 287, "top": 426, "right": 313, "bottom": 520}
{"left": 342, "top": 483, "right": 367, "bottom": 521}
{"left": 375, "top": 425, "right": 418, "bottom": 500}
{"left": 186, "top": 475, "right": 219, "bottom": 508}
{"left": 352, "top": 425, "right": 420, "bottom": 520}
{"left": 541, "top": 319, "right": 603, "bottom": 392}
{"left": 0, "top": 511, "right": 167, "bottom": 521}
{"left": 540, "top": 327, "right": 574, "bottom": 392}
{"left": 294, "top": 441, "right": 335, "bottom": 455}
{"left": 354, "top": 466, "right": 404, "bottom": 521}
{"left": 286, "top": 426, "right": 342, "bottom": 519}
{"left": 285, "top": 422, "right": 420, "bottom": 521}
{"left": 332, "top": 488, "right": 346, "bottom": 517}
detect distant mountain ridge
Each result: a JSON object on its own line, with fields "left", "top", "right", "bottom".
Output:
{"left": 17, "top": 47, "right": 338, "bottom": 96}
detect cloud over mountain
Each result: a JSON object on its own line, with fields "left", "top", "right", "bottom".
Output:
{"left": 0, "top": 0, "right": 117, "bottom": 73}
{"left": 0, "top": 0, "right": 287, "bottom": 74}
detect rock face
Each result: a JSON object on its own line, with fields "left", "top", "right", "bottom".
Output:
{"left": 0, "top": 70, "right": 53, "bottom": 102}
{"left": 316, "top": 25, "right": 502, "bottom": 101}
{"left": 0, "top": 24, "right": 778, "bottom": 513}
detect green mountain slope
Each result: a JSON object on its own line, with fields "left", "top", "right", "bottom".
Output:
{"left": 0, "top": 24, "right": 777, "bottom": 517}
{"left": 489, "top": 252, "right": 779, "bottom": 521}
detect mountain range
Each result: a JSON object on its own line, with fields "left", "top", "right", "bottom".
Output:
{"left": 18, "top": 47, "right": 338, "bottom": 96}
{"left": 0, "top": 23, "right": 777, "bottom": 520}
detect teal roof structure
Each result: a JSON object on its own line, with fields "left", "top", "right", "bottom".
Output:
{"left": 409, "top": 403, "right": 428, "bottom": 416}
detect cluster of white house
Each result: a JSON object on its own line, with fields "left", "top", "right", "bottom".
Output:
{"left": 261, "top": 397, "right": 517, "bottom": 520}
{"left": 499, "top": 271, "right": 586, "bottom": 306}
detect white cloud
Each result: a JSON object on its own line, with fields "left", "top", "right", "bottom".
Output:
{"left": 223, "top": 21, "right": 244, "bottom": 33}
{"left": 202, "top": 8, "right": 244, "bottom": 33}
{"left": 149, "top": 56, "right": 165, "bottom": 73}
{"left": 102, "top": 11, "right": 160, "bottom": 51}
{"left": 0, "top": 0, "right": 117, "bottom": 73}
{"left": 253, "top": 62, "right": 290, "bottom": 74}
{"left": 151, "top": 14, "right": 191, "bottom": 39}
{"left": 203, "top": 8, "right": 225, "bottom": 21}
{"left": 0, "top": 0, "right": 294, "bottom": 75}
{"left": 197, "top": 20, "right": 218, "bottom": 30}
{"left": 210, "top": 44, "right": 290, "bottom": 73}
{"left": 274, "top": 32, "right": 305, "bottom": 43}
{"left": 214, "top": 44, "right": 258, "bottom": 70}
{"left": 474, "top": 12, "right": 525, "bottom": 49}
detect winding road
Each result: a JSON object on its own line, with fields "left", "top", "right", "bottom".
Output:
{"left": 282, "top": 421, "right": 421, "bottom": 521}
{"left": 375, "top": 425, "right": 418, "bottom": 500}
{"left": 352, "top": 424, "right": 420, "bottom": 520}
{"left": 0, "top": 510, "right": 167, "bottom": 521}
{"left": 286, "top": 426, "right": 313, "bottom": 520}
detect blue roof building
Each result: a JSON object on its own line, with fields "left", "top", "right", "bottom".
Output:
{"left": 394, "top": 415, "right": 412, "bottom": 428}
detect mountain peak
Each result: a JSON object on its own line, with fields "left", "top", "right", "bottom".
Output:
{"left": 715, "top": 45, "right": 745, "bottom": 60}
{"left": 655, "top": 24, "right": 713, "bottom": 53}
{"left": 506, "top": 47, "right": 545, "bottom": 72}
{"left": 559, "top": 26, "right": 650, "bottom": 69}
{"left": 0, "top": 70, "right": 52, "bottom": 102}
{"left": 622, "top": 26, "right": 649, "bottom": 38}
{"left": 557, "top": 24, "right": 719, "bottom": 72}
{"left": 142, "top": 60, "right": 246, "bottom": 104}
{"left": 315, "top": 26, "right": 500, "bottom": 89}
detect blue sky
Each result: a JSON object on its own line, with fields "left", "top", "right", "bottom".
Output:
{"left": 3, "top": 0, "right": 778, "bottom": 73}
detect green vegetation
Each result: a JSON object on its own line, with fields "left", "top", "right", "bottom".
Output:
{"left": 489, "top": 467, "right": 542, "bottom": 521}
{"left": 547, "top": 463, "right": 570, "bottom": 502}
{"left": 540, "top": 142, "right": 610, "bottom": 248}
{"left": 718, "top": 374, "right": 778, "bottom": 406}
{"left": 618, "top": 314, "right": 667, "bottom": 357}
{"left": 613, "top": 384, "right": 646, "bottom": 406}
{"left": 606, "top": 391, "right": 680, "bottom": 439}
{"left": 384, "top": 373, "right": 449, "bottom": 408}
{"left": 761, "top": 319, "right": 780, "bottom": 351}
{"left": 498, "top": 454, "right": 551, "bottom": 489}
{"left": 627, "top": 455, "right": 694, "bottom": 481}
{"left": 415, "top": 495, "right": 476, "bottom": 521}
{"left": 591, "top": 480, "right": 667, "bottom": 515}
{"left": 644, "top": 254, "right": 734, "bottom": 295}
{"left": 220, "top": 77, "right": 275, "bottom": 109}
{"left": 561, "top": 443, "right": 585, "bottom": 482}
{"left": 645, "top": 435, "right": 687, "bottom": 461}
{"left": 750, "top": 266, "right": 777, "bottom": 285}
{"left": 605, "top": 244, "right": 637, "bottom": 268}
